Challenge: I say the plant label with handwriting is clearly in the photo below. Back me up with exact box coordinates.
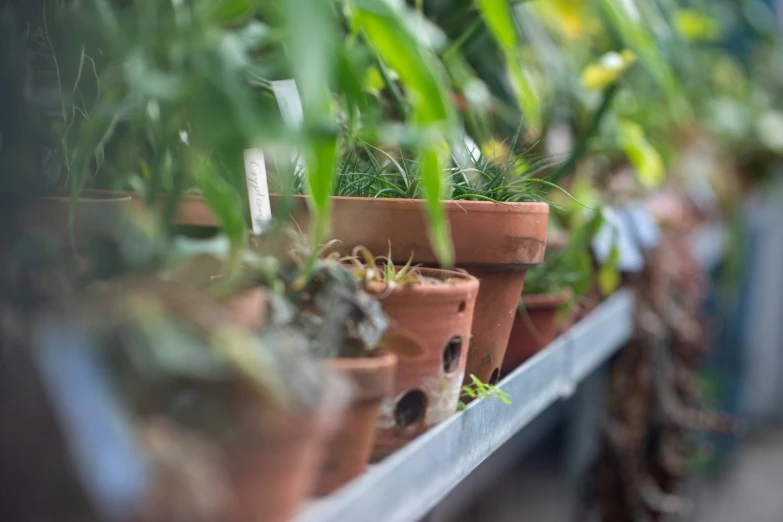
[244,148,272,235]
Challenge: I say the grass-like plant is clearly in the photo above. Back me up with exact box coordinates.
[457,374,512,411]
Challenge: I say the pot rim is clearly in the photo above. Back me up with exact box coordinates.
[328,349,397,372]
[279,193,549,215]
[364,267,480,297]
[34,193,133,204]
[521,293,568,308]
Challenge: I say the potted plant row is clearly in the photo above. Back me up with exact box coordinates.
[162,232,483,487]
[267,143,552,385]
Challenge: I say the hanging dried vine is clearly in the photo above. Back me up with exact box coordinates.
[586,223,741,522]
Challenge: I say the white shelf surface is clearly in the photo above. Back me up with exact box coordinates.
[297,224,724,522]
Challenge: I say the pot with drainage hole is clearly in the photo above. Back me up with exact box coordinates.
[365,268,479,461]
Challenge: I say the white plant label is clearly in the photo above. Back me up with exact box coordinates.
[243,148,272,235]
[271,79,306,175]
[271,79,304,129]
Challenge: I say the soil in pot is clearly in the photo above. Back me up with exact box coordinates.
[315,351,397,496]
[270,195,549,386]
[363,267,479,461]
[500,294,567,376]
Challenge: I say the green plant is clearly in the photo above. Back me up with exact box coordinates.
[165,231,391,360]
[523,206,619,310]
[278,135,573,204]
[342,246,424,288]
[457,373,511,411]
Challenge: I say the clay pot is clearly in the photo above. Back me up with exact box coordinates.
[20,189,134,247]
[500,294,567,375]
[33,189,219,228]
[366,268,479,461]
[221,288,267,331]
[223,372,350,522]
[316,351,398,495]
[271,195,548,385]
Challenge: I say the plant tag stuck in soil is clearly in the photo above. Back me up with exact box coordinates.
[271,79,304,129]
[243,148,272,234]
[625,202,660,250]
[593,206,644,272]
[271,80,306,176]
[33,318,148,520]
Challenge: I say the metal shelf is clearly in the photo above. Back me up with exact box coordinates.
[297,224,724,522]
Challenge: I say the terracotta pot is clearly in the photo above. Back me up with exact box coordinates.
[500,294,567,375]
[271,195,548,385]
[35,189,219,227]
[221,288,267,331]
[315,351,397,495]
[20,189,134,247]
[224,372,350,522]
[366,268,479,461]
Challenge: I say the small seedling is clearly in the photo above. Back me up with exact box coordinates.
[457,374,512,411]
[341,245,426,289]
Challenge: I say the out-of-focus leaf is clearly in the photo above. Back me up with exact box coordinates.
[476,0,541,135]
[281,0,340,256]
[598,240,621,295]
[197,157,246,252]
[349,0,452,124]
[617,119,664,188]
[674,9,721,42]
[349,0,455,266]
[600,0,690,119]
[303,132,339,249]
[534,0,588,38]
[419,144,454,266]
[211,0,255,24]
[363,65,386,92]
[580,50,636,91]
[755,110,783,153]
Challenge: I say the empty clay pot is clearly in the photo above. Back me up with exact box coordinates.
[500,294,567,376]
[269,195,548,385]
[366,268,479,461]
[315,351,398,495]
